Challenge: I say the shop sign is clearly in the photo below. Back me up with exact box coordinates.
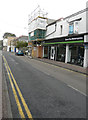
[65,36,84,41]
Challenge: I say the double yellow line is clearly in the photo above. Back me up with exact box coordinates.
[3,56,33,119]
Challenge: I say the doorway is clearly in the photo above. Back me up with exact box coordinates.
[50,47,55,60]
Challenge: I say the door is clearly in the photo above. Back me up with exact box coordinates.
[51,47,55,60]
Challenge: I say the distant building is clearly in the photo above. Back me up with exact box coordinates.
[3,38,8,51]
[16,35,28,43]
[7,36,16,52]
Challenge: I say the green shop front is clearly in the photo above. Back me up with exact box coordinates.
[43,34,84,67]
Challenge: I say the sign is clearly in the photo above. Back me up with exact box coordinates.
[65,36,83,41]
[44,35,84,45]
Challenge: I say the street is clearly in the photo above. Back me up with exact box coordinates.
[2,51,86,118]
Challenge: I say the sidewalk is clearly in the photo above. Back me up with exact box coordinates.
[2,51,13,118]
[0,50,2,119]
[32,57,87,75]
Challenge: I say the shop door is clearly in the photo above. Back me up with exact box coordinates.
[51,47,55,60]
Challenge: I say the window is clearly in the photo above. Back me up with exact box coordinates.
[60,25,63,35]
[74,21,78,34]
[69,21,79,34]
[69,23,74,34]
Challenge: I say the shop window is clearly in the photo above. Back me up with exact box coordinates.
[70,45,84,66]
[56,45,66,62]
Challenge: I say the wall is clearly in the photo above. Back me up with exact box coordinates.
[3,39,8,47]
[45,9,86,40]
[86,2,88,43]
[32,47,37,57]
[37,46,43,58]
[66,11,86,34]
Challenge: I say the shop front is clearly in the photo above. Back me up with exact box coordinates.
[43,34,84,67]
[65,35,84,67]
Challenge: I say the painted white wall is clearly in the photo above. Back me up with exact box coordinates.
[65,45,71,63]
[7,46,10,52]
[46,23,56,38]
[67,11,86,34]
[84,45,88,68]
[3,39,8,47]
[45,10,86,40]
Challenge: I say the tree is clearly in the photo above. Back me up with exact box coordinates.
[3,32,16,39]
[16,41,28,49]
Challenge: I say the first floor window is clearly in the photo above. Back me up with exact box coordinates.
[69,23,74,34]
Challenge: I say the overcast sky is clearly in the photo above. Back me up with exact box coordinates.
[0,0,87,40]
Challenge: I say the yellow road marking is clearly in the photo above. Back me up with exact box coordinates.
[3,56,33,119]
[3,57,25,118]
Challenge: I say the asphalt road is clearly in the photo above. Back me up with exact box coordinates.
[2,51,86,118]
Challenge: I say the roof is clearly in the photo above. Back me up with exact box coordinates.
[64,8,88,20]
[15,35,28,40]
[46,7,88,27]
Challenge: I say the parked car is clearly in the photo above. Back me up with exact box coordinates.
[15,50,24,56]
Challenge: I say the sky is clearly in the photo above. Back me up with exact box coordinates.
[0,0,87,40]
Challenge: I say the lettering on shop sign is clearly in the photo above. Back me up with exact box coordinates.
[65,37,83,41]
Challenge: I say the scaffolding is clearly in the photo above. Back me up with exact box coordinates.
[28,5,48,24]
[28,6,48,34]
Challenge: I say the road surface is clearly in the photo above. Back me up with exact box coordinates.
[2,51,86,118]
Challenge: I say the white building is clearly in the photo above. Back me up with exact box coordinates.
[3,39,8,51]
[43,6,88,68]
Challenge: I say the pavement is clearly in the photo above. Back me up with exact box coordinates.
[0,50,2,119]
[1,51,13,119]
[31,57,87,75]
[2,64,13,119]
